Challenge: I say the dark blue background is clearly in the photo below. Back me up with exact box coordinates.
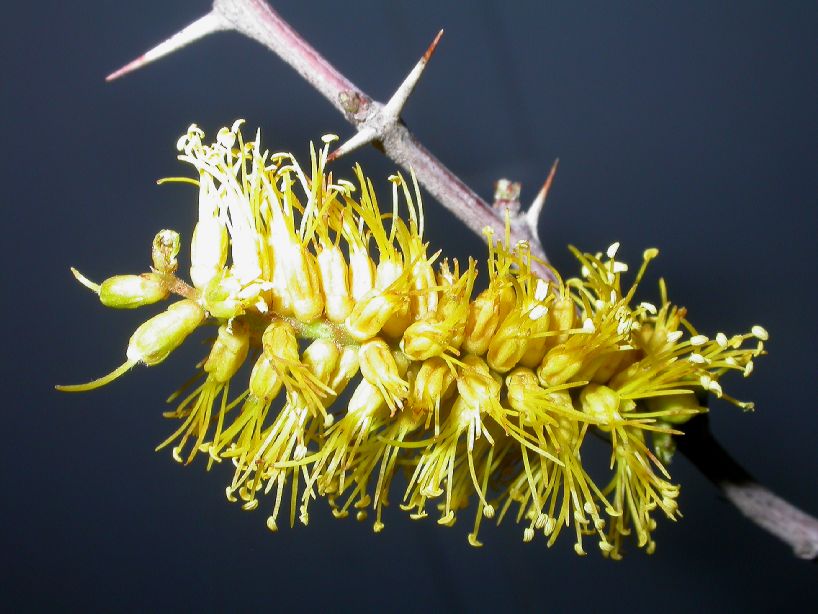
[2,1,816,611]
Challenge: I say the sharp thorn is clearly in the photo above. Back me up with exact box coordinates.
[424,29,445,63]
[106,11,227,82]
[327,127,378,162]
[526,158,560,237]
[383,29,444,120]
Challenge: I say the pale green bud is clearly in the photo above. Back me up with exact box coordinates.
[203,270,244,319]
[152,229,180,274]
[645,393,704,425]
[203,320,250,383]
[537,344,583,386]
[99,274,169,309]
[126,299,206,366]
[249,355,282,401]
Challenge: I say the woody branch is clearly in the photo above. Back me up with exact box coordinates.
[106,0,818,560]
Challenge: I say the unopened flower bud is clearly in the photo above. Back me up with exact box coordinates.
[644,393,704,425]
[495,283,517,325]
[302,339,341,385]
[285,246,324,322]
[346,290,402,341]
[152,229,180,274]
[487,317,528,373]
[463,289,500,355]
[537,344,583,386]
[579,383,622,428]
[203,270,244,319]
[348,378,386,416]
[328,346,360,394]
[381,314,412,342]
[126,299,206,366]
[359,338,408,414]
[349,246,375,301]
[410,356,456,413]
[505,367,539,416]
[99,274,169,309]
[261,320,299,363]
[410,258,438,318]
[457,355,500,409]
[249,355,282,401]
[317,244,354,323]
[546,292,576,346]
[401,319,450,361]
[203,320,250,383]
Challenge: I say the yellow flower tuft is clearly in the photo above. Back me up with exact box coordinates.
[59,122,766,558]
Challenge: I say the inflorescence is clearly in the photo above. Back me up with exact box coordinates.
[59,121,766,558]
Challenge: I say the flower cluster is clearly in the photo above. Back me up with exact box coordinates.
[60,122,766,558]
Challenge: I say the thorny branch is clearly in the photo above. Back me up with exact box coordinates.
[108,0,552,281]
[106,0,818,560]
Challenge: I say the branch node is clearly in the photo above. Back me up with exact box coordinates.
[338,90,370,122]
[492,178,521,214]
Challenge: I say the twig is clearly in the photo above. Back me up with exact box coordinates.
[676,415,818,560]
[106,0,818,559]
[107,0,552,280]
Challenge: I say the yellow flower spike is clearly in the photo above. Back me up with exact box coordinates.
[61,122,766,557]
